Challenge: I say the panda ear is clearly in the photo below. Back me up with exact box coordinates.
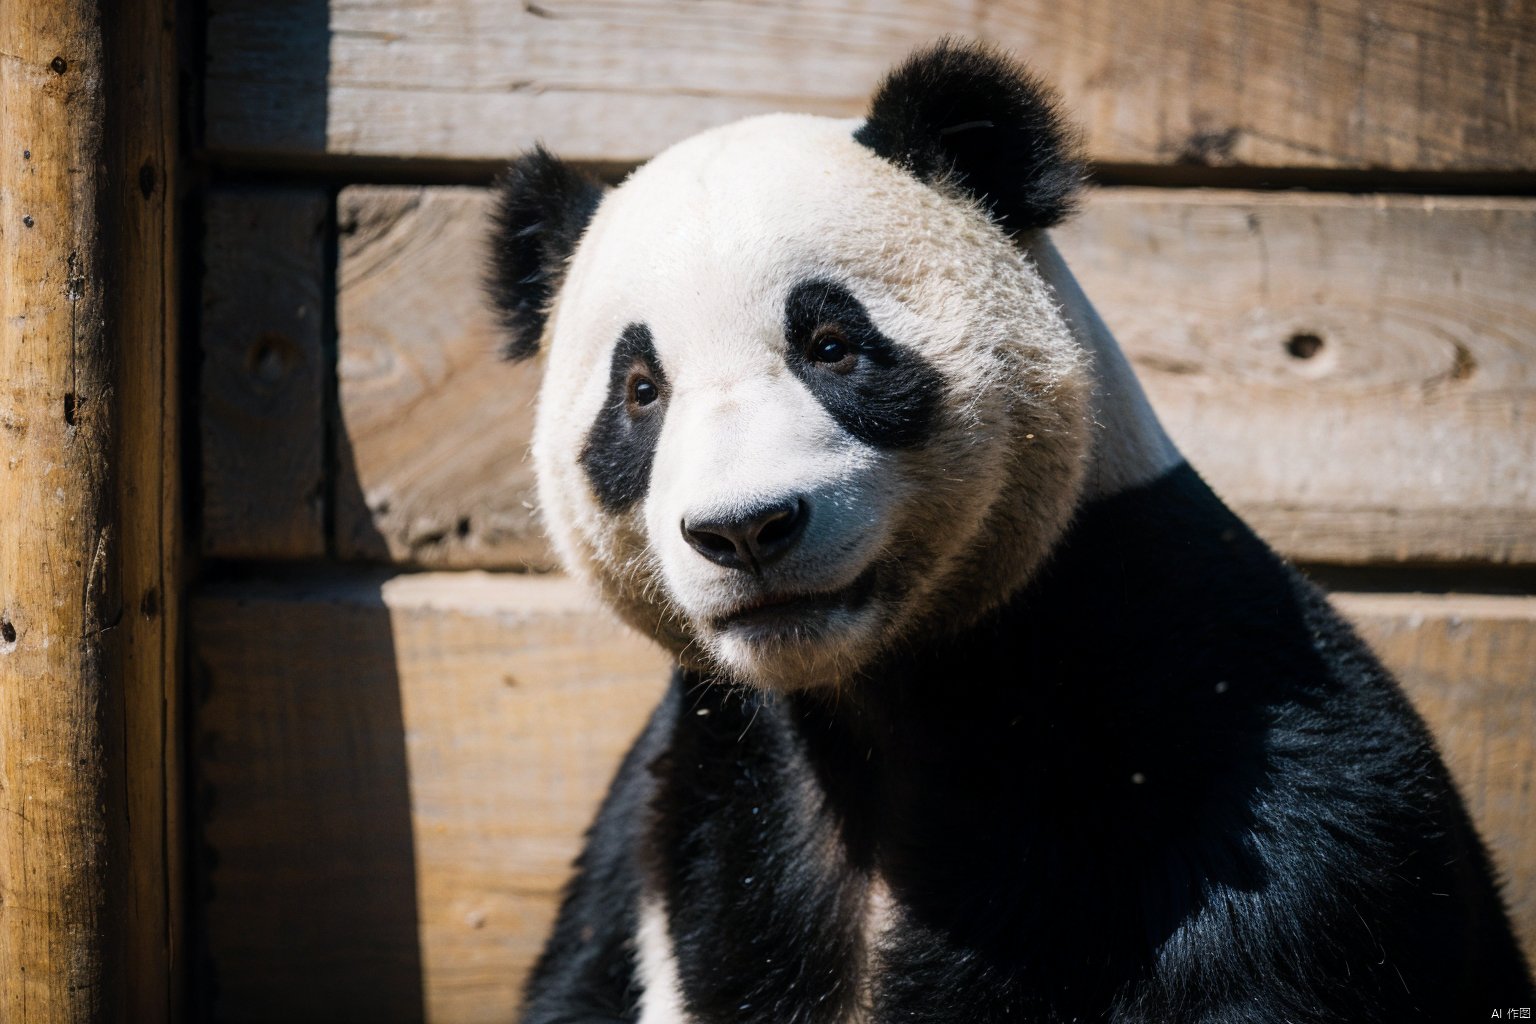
[486,146,605,360]
[854,40,1085,234]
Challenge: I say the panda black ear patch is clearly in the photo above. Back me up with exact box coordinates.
[855,40,1086,234]
[486,146,605,360]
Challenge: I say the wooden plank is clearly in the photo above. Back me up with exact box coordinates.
[1336,593,1536,962]
[0,8,115,1019]
[983,0,1536,174]
[203,0,1535,172]
[191,572,671,1023]
[335,188,551,568]
[1,0,181,1019]
[334,186,1536,568]
[201,188,329,560]
[1055,189,1536,565]
[191,577,1536,1020]
[111,0,185,1016]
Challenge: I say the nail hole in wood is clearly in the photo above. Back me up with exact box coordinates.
[1285,332,1324,360]
[246,332,297,384]
[50,57,67,74]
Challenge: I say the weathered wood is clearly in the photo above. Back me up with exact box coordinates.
[331,186,1536,568]
[109,0,184,1016]
[1336,593,1536,960]
[190,576,1536,1020]
[204,0,1535,173]
[192,572,670,1023]
[0,7,114,1018]
[983,0,1536,174]
[201,189,328,560]
[1055,189,1536,565]
[336,188,552,569]
[1,0,181,1019]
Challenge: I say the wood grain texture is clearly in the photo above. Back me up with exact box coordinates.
[331,186,1536,568]
[190,578,1535,1020]
[110,0,185,1016]
[1055,189,1536,565]
[191,572,671,1023]
[0,6,114,1018]
[336,188,552,569]
[1,0,181,1019]
[201,188,328,560]
[981,0,1536,173]
[203,0,1535,172]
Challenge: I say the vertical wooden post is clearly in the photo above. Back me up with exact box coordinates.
[109,0,184,1018]
[0,3,116,1018]
[0,0,181,1019]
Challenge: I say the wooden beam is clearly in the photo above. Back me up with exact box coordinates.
[203,0,1534,173]
[0,0,181,1019]
[190,575,1536,1019]
[0,4,115,1017]
[111,0,184,1015]
[201,189,328,560]
[1056,189,1536,565]
[328,186,1536,568]
[191,572,670,1023]
[335,188,552,569]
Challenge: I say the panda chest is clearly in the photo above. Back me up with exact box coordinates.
[640,704,896,1024]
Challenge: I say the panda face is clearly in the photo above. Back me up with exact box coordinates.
[525,114,1091,690]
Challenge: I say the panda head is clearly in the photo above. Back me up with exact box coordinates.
[489,42,1094,691]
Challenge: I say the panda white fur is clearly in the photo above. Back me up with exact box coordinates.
[488,41,1533,1023]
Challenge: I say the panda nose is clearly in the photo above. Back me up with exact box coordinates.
[682,497,808,573]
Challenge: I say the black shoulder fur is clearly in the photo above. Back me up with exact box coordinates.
[486,146,604,360]
[520,464,1534,1022]
[855,39,1085,233]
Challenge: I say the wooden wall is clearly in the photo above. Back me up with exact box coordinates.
[192,2,1535,1020]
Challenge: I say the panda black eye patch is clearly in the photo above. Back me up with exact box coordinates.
[580,323,670,513]
[783,279,943,449]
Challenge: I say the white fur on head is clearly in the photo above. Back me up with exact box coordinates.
[531,114,1092,689]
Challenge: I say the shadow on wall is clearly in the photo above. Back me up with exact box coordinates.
[192,419,428,1024]
[204,0,332,159]
[193,3,429,1006]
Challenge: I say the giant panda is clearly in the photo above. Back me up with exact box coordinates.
[486,41,1533,1023]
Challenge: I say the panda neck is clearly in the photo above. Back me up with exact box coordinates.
[1024,234,1182,501]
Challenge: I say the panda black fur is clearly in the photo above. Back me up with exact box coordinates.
[488,40,1533,1023]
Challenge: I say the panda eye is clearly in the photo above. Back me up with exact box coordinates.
[628,371,659,409]
[809,326,858,372]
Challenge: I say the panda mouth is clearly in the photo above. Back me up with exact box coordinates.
[712,567,879,634]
